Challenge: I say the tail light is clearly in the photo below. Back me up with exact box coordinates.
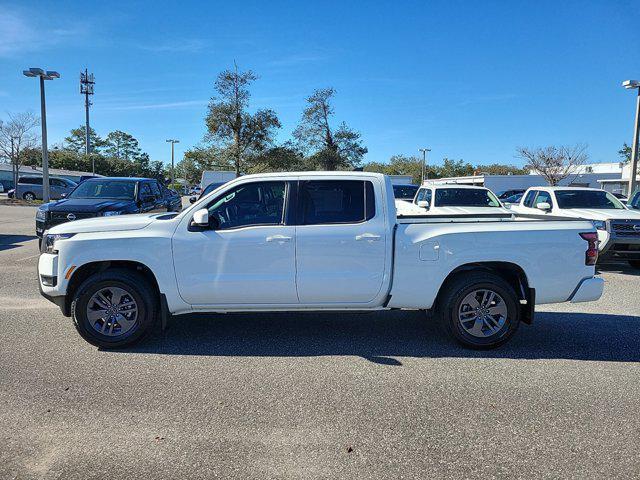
[579,232,599,266]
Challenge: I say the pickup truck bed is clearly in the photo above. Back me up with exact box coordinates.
[37,172,603,349]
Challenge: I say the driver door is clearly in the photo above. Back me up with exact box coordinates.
[172,180,298,306]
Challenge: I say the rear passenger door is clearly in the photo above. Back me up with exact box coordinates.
[295,179,388,304]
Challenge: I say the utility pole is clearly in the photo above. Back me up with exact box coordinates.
[10,137,16,192]
[419,148,431,184]
[622,80,640,196]
[166,139,180,188]
[80,69,95,172]
[23,68,60,204]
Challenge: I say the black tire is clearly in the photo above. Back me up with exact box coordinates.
[437,271,520,349]
[71,268,157,348]
[23,192,36,201]
[628,260,640,269]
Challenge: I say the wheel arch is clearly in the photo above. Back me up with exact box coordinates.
[64,260,161,317]
[435,261,535,324]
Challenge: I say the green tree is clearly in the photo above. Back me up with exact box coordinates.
[247,143,307,173]
[205,65,280,175]
[619,143,632,163]
[104,130,143,160]
[64,126,107,153]
[364,155,436,184]
[438,158,475,178]
[293,88,367,170]
[474,163,528,175]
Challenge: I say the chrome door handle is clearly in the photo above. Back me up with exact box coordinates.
[355,233,381,241]
[266,235,292,243]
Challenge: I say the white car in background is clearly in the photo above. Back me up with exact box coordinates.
[510,186,640,268]
[396,184,511,217]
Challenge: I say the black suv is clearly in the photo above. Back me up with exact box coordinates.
[36,177,182,237]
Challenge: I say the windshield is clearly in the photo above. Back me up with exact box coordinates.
[555,190,625,210]
[201,182,225,197]
[68,180,136,200]
[434,188,501,207]
[393,185,419,199]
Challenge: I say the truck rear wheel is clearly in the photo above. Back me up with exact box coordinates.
[437,271,520,349]
[71,269,157,349]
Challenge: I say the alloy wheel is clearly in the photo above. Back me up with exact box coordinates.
[86,286,139,337]
[457,288,508,338]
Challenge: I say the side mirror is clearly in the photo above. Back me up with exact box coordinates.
[192,208,209,227]
[417,200,429,209]
[189,196,197,204]
[536,202,551,211]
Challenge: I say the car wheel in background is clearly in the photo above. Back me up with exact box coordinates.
[23,192,36,201]
[437,271,520,349]
[71,268,157,348]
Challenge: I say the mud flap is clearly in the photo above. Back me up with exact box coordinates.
[160,293,171,331]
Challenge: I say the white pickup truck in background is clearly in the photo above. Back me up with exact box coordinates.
[510,186,640,268]
[395,184,512,217]
[38,172,603,349]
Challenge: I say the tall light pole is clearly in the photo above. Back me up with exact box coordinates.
[23,67,60,203]
[166,139,179,188]
[623,80,640,196]
[80,69,95,171]
[419,148,431,184]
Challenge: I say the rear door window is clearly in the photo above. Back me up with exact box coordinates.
[298,180,375,225]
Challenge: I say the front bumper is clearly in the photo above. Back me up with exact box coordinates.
[599,237,640,262]
[598,220,640,262]
[569,276,604,303]
[37,252,69,315]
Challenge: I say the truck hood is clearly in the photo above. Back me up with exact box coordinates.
[559,208,640,221]
[42,198,135,213]
[396,201,511,216]
[47,213,160,235]
[429,206,512,216]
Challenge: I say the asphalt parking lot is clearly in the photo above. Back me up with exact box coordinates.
[1,202,639,479]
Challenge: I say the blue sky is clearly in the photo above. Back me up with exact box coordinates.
[1,0,638,168]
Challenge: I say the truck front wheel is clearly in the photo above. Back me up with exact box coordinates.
[71,269,157,349]
[438,272,520,349]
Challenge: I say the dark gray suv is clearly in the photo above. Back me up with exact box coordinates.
[16,176,77,201]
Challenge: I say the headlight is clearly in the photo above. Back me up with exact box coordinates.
[36,209,46,221]
[43,233,76,254]
[592,220,606,231]
[102,211,122,217]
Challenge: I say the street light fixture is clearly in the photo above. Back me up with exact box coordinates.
[166,139,180,188]
[622,80,640,196]
[23,67,60,203]
[419,148,431,184]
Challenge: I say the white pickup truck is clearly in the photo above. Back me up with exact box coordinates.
[38,172,603,349]
[510,186,640,268]
[396,184,512,217]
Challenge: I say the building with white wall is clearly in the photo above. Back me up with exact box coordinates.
[424,162,623,195]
